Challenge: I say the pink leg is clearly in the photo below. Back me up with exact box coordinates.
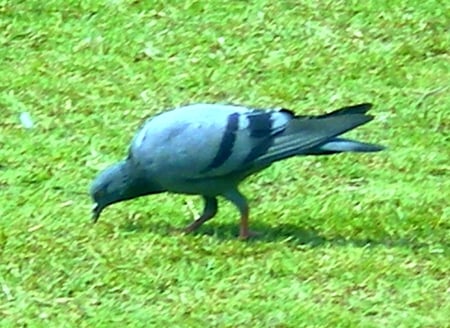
[222,189,261,240]
[239,211,250,239]
[183,197,217,233]
[239,211,261,240]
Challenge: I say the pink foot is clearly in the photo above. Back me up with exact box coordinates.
[239,229,262,240]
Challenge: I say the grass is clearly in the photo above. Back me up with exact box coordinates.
[1,0,449,326]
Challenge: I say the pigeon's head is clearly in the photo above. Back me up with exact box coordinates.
[90,160,164,222]
[90,161,131,222]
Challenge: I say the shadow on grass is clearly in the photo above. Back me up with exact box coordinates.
[191,222,424,249]
[121,220,425,249]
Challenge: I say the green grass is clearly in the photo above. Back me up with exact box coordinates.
[1,0,449,326]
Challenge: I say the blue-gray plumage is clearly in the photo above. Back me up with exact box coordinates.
[90,103,384,239]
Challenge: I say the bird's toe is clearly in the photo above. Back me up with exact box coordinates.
[239,229,262,240]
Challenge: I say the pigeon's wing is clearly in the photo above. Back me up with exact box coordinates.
[194,104,379,177]
[317,103,373,117]
[253,111,374,166]
[196,106,294,177]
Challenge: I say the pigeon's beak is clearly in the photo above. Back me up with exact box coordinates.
[92,203,102,223]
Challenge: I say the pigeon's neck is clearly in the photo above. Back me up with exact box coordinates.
[122,160,164,199]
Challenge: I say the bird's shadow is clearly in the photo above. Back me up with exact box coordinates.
[121,220,429,250]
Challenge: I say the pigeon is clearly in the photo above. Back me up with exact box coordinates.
[90,103,384,239]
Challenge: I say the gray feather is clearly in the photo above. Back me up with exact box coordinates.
[254,113,374,165]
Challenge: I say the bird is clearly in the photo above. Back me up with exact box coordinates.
[90,102,384,239]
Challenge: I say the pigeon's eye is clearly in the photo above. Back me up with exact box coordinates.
[94,188,106,199]
[94,182,111,199]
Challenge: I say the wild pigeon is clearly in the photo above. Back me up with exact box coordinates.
[90,103,384,239]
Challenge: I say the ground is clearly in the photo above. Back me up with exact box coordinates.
[0,0,449,327]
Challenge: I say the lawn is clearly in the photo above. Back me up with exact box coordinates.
[1,0,449,327]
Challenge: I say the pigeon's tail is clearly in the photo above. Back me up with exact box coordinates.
[255,103,384,165]
[304,138,385,155]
